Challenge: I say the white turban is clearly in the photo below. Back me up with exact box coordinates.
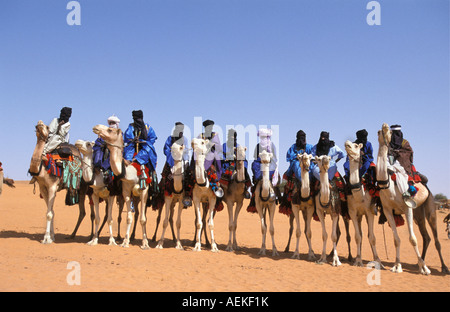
[107,115,120,129]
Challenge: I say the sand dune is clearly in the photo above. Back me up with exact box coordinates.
[0,181,449,292]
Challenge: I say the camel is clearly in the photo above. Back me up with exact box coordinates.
[75,140,117,246]
[156,142,187,250]
[344,140,382,267]
[377,123,449,274]
[92,124,150,249]
[254,150,279,257]
[288,153,316,260]
[29,120,83,244]
[222,146,247,252]
[314,155,342,266]
[191,137,219,252]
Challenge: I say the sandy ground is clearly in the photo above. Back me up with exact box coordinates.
[0,181,449,292]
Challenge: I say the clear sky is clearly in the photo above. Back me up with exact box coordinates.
[1,0,449,196]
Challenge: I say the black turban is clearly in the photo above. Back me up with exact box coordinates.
[132,110,147,140]
[355,129,368,145]
[172,122,184,139]
[59,107,72,123]
[316,131,334,156]
[390,125,403,150]
[203,119,214,128]
[296,130,306,149]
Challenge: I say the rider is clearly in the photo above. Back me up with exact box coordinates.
[42,107,72,155]
[123,110,158,188]
[311,131,345,182]
[343,129,374,181]
[93,115,120,172]
[285,130,313,181]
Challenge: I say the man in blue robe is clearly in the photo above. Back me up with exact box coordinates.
[123,110,158,171]
[93,115,121,172]
[285,130,313,182]
[163,122,189,168]
[343,129,374,181]
[311,131,345,181]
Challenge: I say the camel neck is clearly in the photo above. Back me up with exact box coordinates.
[195,154,207,185]
[236,160,245,182]
[82,152,94,183]
[261,162,271,198]
[300,165,310,198]
[319,171,330,204]
[108,143,124,178]
[348,158,360,185]
[30,138,45,174]
[173,159,183,193]
[376,144,389,182]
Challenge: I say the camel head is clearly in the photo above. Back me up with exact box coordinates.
[93,124,123,146]
[344,140,362,162]
[35,120,49,141]
[298,153,312,170]
[75,140,94,157]
[191,138,209,158]
[235,146,247,161]
[171,142,185,162]
[315,155,331,173]
[378,123,391,146]
[259,150,273,164]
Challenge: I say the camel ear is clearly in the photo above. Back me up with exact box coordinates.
[205,139,209,145]
[358,143,363,149]
[315,155,319,162]
[244,147,247,151]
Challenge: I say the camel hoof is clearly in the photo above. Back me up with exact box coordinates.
[156,242,163,249]
[41,237,54,244]
[307,253,317,261]
[419,265,431,276]
[258,249,266,256]
[291,253,300,260]
[121,239,130,248]
[332,259,342,267]
[211,244,219,253]
[193,243,202,252]
[108,238,117,246]
[316,257,327,265]
[272,249,280,257]
[353,259,364,267]
[225,244,234,252]
[87,238,98,246]
[391,263,403,273]
[175,243,184,250]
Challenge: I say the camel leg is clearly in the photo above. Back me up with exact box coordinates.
[365,210,383,268]
[284,213,294,253]
[316,208,328,264]
[151,201,163,242]
[232,200,243,251]
[202,203,211,248]
[169,202,177,242]
[130,197,139,241]
[106,196,117,246]
[257,206,267,256]
[193,198,203,251]
[139,189,150,250]
[121,188,133,248]
[331,214,341,266]
[268,205,279,257]
[87,195,101,246]
[405,207,430,275]
[68,186,87,239]
[348,205,363,267]
[384,208,403,273]
[156,197,172,249]
[225,200,235,252]
[41,184,57,244]
[291,206,301,259]
[207,199,219,252]
[343,217,353,262]
[303,207,316,261]
[116,196,124,241]
[175,201,184,250]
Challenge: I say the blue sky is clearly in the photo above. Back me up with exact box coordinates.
[1,0,449,196]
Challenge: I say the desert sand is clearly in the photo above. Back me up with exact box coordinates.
[0,181,449,292]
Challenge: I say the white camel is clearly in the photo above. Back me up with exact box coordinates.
[29,120,82,244]
[290,153,316,260]
[93,124,150,249]
[191,138,219,252]
[75,139,117,246]
[314,155,341,266]
[254,150,279,257]
[223,146,247,252]
[156,142,186,250]
[377,123,431,274]
[344,140,382,267]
